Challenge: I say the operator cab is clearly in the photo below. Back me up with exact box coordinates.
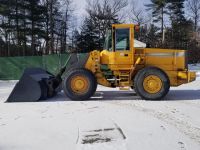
[101,24,135,68]
[104,28,130,51]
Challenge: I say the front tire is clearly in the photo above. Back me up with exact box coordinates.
[134,67,170,100]
[63,68,97,100]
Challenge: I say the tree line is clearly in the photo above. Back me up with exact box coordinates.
[0,0,72,56]
[0,0,200,63]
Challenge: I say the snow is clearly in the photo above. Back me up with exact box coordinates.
[189,63,200,71]
[134,40,146,48]
[0,76,200,150]
[189,63,200,80]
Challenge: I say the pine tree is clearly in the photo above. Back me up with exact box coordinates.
[26,0,46,55]
[187,0,200,32]
[0,0,73,56]
[168,0,185,23]
[75,0,126,52]
[145,0,168,43]
[0,0,24,55]
[0,0,47,56]
[167,0,192,49]
[144,24,160,47]
[78,17,99,52]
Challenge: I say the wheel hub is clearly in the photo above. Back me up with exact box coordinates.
[143,75,162,94]
[71,76,89,94]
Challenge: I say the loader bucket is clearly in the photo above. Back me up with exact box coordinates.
[6,68,59,102]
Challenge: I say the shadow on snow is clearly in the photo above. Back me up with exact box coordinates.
[45,90,200,102]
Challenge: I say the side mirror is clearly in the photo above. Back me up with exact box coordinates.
[134,25,140,32]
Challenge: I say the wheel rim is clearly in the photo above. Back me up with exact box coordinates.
[143,75,162,94]
[70,75,89,94]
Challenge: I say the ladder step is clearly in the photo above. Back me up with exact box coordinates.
[119,82,129,87]
[119,72,130,88]
[119,87,130,90]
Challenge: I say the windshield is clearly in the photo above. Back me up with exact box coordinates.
[103,28,130,51]
[103,29,112,51]
[115,28,130,51]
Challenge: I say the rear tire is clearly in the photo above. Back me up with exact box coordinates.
[63,68,97,100]
[134,67,170,100]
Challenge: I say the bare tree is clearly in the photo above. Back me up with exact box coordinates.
[61,0,74,53]
[86,0,128,38]
[112,0,127,13]
[187,0,200,32]
[128,1,151,25]
[49,0,54,54]
[86,0,128,22]
[41,0,73,54]
[145,0,168,44]
[74,0,128,52]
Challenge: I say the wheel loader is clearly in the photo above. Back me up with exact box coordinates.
[7,24,196,102]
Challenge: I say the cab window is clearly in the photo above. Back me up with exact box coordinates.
[103,30,112,51]
[115,28,130,51]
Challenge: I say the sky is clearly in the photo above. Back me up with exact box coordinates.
[72,0,150,26]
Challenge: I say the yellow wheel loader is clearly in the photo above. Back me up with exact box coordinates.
[7,24,196,102]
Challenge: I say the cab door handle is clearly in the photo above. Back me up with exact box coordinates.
[124,54,128,56]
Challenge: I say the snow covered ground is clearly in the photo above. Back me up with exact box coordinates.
[189,63,200,80]
[0,67,200,150]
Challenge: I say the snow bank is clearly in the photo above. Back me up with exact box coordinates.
[196,72,200,80]
[189,63,200,80]
[189,63,200,71]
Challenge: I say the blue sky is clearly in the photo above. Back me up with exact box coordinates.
[73,0,151,25]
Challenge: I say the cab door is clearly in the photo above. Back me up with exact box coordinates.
[110,25,134,69]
